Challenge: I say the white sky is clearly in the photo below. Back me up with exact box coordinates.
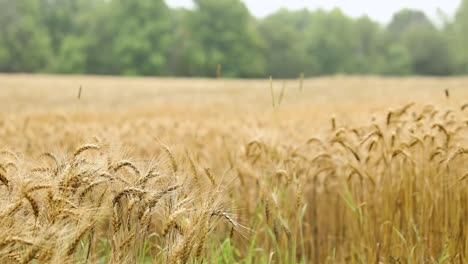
[166,0,461,23]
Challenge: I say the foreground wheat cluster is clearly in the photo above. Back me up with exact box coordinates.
[0,77,467,263]
[0,138,241,263]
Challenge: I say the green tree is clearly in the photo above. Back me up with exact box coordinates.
[450,0,468,73]
[39,0,111,74]
[39,0,78,52]
[379,44,412,75]
[352,16,388,74]
[259,9,315,78]
[387,9,432,39]
[39,0,104,72]
[0,0,52,72]
[388,9,453,75]
[109,0,173,75]
[400,24,453,75]
[56,35,89,74]
[0,0,463,76]
[188,0,265,77]
[305,9,359,75]
[77,2,118,75]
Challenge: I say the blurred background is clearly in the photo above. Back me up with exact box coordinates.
[0,0,467,78]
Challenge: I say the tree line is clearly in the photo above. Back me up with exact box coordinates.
[1,0,468,78]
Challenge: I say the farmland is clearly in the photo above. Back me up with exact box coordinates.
[0,74,467,263]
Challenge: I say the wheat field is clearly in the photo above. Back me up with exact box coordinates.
[0,74,467,263]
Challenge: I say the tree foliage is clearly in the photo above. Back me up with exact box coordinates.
[0,0,52,72]
[450,0,468,73]
[0,0,467,77]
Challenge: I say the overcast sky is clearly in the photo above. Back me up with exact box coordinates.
[166,0,461,23]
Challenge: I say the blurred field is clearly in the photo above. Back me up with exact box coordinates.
[0,74,467,263]
[2,74,468,111]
